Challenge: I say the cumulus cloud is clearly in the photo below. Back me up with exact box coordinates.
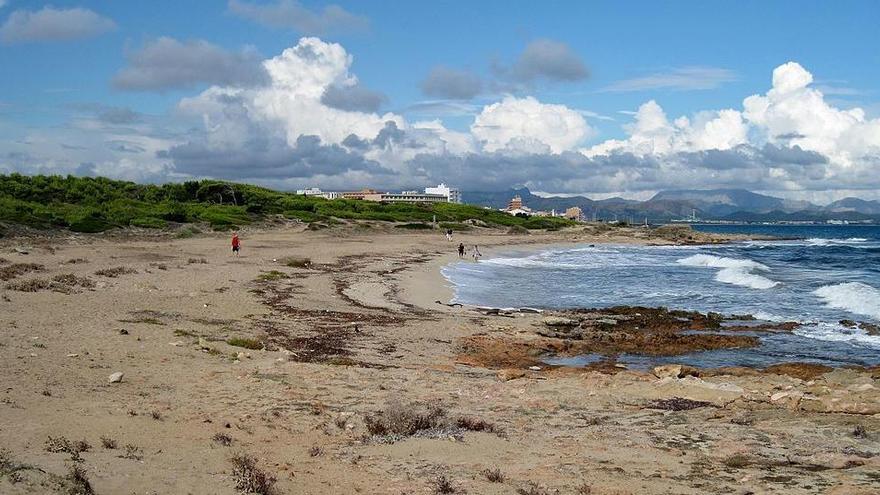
[228,0,368,35]
[601,66,739,92]
[504,39,589,83]
[420,66,483,100]
[113,37,269,91]
[0,6,116,44]
[321,83,386,112]
[472,96,592,153]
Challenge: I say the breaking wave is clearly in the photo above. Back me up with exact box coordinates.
[677,254,779,290]
[814,282,880,320]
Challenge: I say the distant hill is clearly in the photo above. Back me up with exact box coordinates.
[463,187,880,223]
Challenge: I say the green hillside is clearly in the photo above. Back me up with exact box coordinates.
[0,174,572,234]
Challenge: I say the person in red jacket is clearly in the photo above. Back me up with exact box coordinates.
[231,232,241,256]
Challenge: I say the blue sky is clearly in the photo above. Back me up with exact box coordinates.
[1,1,879,201]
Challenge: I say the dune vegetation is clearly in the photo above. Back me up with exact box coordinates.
[0,174,572,234]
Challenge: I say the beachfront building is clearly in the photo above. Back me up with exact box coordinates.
[363,191,448,203]
[424,183,462,204]
[341,189,383,200]
[506,195,524,211]
[296,187,324,197]
[565,206,583,221]
[295,188,343,200]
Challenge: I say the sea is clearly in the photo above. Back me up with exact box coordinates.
[441,224,880,369]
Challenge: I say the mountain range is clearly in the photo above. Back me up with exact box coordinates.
[462,188,880,223]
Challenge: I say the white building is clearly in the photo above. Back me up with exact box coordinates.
[296,187,324,197]
[424,183,461,204]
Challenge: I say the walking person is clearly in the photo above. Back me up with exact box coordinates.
[446,228,453,241]
[458,242,465,258]
[231,232,241,256]
[471,244,482,262]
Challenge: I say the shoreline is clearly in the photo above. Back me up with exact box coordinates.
[2,224,878,494]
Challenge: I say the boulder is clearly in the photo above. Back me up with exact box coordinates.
[108,372,124,384]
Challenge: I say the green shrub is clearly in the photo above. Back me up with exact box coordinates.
[394,222,433,230]
[439,222,473,231]
[130,217,168,229]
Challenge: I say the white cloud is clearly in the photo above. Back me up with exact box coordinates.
[228,0,368,35]
[742,62,880,166]
[0,6,116,44]
[472,96,592,153]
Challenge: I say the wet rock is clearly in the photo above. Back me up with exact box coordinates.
[108,372,124,383]
[764,362,833,381]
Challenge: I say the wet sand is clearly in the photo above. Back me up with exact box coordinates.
[0,223,878,494]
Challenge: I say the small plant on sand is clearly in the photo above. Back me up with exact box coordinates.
[0,262,44,281]
[45,436,90,455]
[516,482,557,495]
[62,464,94,495]
[94,266,138,277]
[308,446,323,457]
[432,474,459,494]
[256,270,287,281]
[481,467,505,483]
[187,257,208,264]
[227,337,263,350]
[230,453,276,495]
[364,402,447,437]
[150,410,163,421]
[64,258,89,264]
[100,436,117,449]
[283,256,312,268]
[213,432,233,447]
[455,416,500,435]
[119,444,143,461]
[852,424,868,438]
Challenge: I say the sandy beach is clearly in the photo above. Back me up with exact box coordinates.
[1,223,878,494]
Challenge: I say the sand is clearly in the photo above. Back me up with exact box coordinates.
[0,223,878,494]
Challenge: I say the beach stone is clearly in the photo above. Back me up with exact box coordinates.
[108,372,124,384]
[680,376,744,394]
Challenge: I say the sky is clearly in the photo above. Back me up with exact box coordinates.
[1,1,879,203]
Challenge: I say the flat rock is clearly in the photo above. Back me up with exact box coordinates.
[108,372,124,384]
[542,317,579,327]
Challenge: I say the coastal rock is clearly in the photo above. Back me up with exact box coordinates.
[542,317,579,327]
[679,376,744,394]
[108,372,124,383]
[652,364,699,379]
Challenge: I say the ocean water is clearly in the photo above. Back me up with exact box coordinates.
[442,224,880,368]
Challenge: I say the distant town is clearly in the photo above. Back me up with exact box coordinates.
[296,184,588,221]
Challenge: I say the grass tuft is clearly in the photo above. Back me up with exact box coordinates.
[481,467,505,483]
[230,453,276,495]
[227,337,263,350]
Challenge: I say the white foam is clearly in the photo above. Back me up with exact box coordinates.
[794,321,880,349]
[677,254,779,290]
[806,237,869,247]
[814,282,880,320]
